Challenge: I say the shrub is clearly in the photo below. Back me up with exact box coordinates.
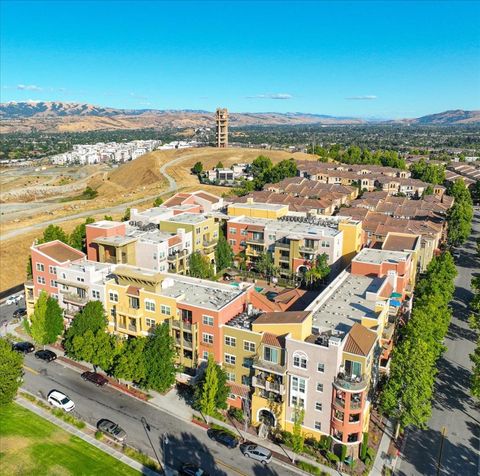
[209,423,237,438]
[51,408,86,429]
[360,432,369,460]
[20,391,36,403]
[297,460,321,475]
[326,451,339,464]
[228,407,245,423]
[95,431,104,440]
[123,446,161,471]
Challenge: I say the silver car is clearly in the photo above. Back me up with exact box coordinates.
[240,443,272,464]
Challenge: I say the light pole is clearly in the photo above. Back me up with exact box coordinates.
[162,433,169,472]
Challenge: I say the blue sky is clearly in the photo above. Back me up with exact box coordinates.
[1,1,479,118]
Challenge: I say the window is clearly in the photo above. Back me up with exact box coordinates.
[229,239,236,246]
[109,292,118,302]
[202,351,209,360]
[145,300,156,312]
[203,226,208,231]
[76,277,85,282]
[229,227,237,234]
[202,315,214,326]
[243,341,256,352]
[226,372,235,382]
[314,421,321,431]
[146,317,156,327]
[225,336,236,347]
[315,402,323,412]
[291,376,306,394]
[345,360,362,377]
[264,346,278,363]
[92,290,100,299]
[61,273,66,279]
[48,265,56,274]
[316,382,324,393]
[291,396,305,408]
[36,263,45,272]
[153,253,157,260]
[240,240,246,246]
[224,354,236,365]
[160,305,171,315]
[243,357,253,368]
[240,229,247,236]
[51,294,58,300]
[268,234,275,241]
[317,363,325,373]
[50,280,58,288]
[202,333,214,345]
[196,227,201,234]
[242,375,251,386]
[37,276,45,285]
[110,307,116,317]
[293,352,307,369]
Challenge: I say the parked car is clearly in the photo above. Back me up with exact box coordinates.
[12,341,35,354]
[206,429,239,448]
[240,443,272,464]
[13,308,27,318]
[452,251,461,259]
[81,371,108,387]
[35,349,57,362]
[5,296,16,305]
[179,463,210,476]
[96,419,127,442]
[47,390,75,412]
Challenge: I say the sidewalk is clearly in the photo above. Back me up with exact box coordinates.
[15,396,167,476]
[371,419,398,476]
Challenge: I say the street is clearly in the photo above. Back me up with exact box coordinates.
[397,209,480,475]
[20,352,297,476]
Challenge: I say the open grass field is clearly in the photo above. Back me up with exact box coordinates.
[0,403,139,476]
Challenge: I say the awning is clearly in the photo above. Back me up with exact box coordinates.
[390,299,401,307]
[390,292,402,298]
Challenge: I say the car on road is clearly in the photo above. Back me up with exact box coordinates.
[206,429,239,448]
[34,349,57,362]
[47,390,75,412]
[452,251,461,259]
[239,442,272,464]
[96,419,127,442]
[13,307,27,318]
[81,371,108,386]
[12,341,35,354]
[6,295,23,305]
[179,463,210,476]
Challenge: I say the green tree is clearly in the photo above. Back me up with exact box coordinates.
[292,407,305,454]
[31,291,64,346]
[39,224,69,244]
[192,161,203,175]
[153,196,164,207]
[69,217,95,251]
[103,215,113,221]
[215,230,234,271]
[410,159,446,184]
[142,323,176,392]
[194,356,229,413]
[215,161,224,169]
[447,199,473,246]
[112,337,147,383]
[422,185,434,196]
[122,207,131,222]
[188,252,215,279]
[0,338,24,406]
[470,339,480,399]
[64,301,107,357]
[304,254,331,288]
[26,256,33,279]
[254,252,278,277]
[251,155,273,177]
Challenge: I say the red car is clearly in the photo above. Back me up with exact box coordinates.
[81,371,108,387]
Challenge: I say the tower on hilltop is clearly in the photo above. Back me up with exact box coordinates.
[215,108,228,148]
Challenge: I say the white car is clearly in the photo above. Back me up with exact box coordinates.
[5,297,16,305]
[47,390,75,412]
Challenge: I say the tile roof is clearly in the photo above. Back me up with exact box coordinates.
[126,285,140,296]
[261,332,286,348]
[344,323,377,357]
[383,233,420,252]
[227,382,250,399]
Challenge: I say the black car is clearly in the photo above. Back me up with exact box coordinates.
[81,371,108,387]
[179,463,209,476]
[35,349,57,362]
[97,419,127,442]
[206,429,239,449]
[13,341,35,354]
[13,308,27,319]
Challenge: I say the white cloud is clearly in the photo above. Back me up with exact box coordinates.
[247,93,293,100]
[345,95,377,100]
[17,84,42,91]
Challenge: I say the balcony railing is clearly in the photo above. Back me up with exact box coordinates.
[276,242,290,249]
[246,237,265,245]
[171,319,193,331]
[334,373,368,392]
[167,249,188,262]
[61,292,88,305]
[252,376,285,394]
[252,356,286,375]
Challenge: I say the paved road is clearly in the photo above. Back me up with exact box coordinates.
[21,353,297,476]
[397,209,480,476]
[0,154,188,242]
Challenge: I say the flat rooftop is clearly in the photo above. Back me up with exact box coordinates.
[88,220,123,229]
[160,276,246,311]
[92,235,137,246]
[230,203,287,211]
[353,248,410,265]
[309,272,384,334]
[163,213,208,225]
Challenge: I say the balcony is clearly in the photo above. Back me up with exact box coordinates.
[61,292,88,305]
[278,255,290,263]
[246,247,262,257]
[168,249,188,262]
[246,237,265,245]
[334,373,368,392]
[299,245,315,253]
[202,239,217,250]
[174,336,193,350]
[252,356,286,376]
[252,376,285,395]
[171,319,193,332]
[117,305,142,318]
[276,242,290,250]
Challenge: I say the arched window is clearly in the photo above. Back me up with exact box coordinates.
[292,351,308,370]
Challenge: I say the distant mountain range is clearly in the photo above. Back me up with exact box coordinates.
[0,101,478,133]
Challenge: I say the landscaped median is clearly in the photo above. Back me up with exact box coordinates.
[5,392,163,476]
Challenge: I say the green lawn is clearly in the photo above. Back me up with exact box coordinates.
[0,403,139,476]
